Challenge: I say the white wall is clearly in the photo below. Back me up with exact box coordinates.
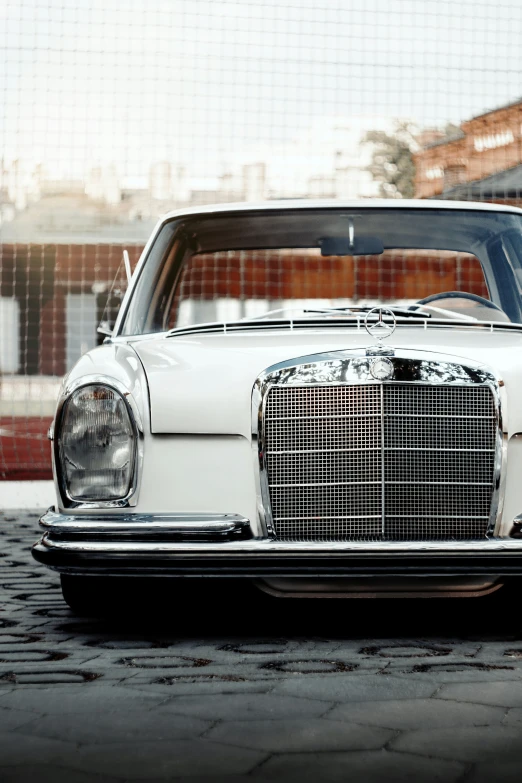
[0,297,20,373]
[66,293,97,371]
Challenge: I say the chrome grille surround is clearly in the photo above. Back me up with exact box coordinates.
[252,351,505,543]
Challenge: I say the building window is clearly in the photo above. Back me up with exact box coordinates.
[66,294,98,371]
[443,165,467,190]
[474,130,514,152]
[0,297,20,374]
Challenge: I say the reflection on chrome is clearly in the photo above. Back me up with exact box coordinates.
[260,354,496,387]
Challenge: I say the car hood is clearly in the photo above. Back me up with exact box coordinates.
[133,326,522,437]
[131,326,522,437]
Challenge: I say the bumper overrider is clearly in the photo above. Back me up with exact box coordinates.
[32,508,522,578]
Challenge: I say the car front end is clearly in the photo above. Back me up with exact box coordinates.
[31,200,522,605]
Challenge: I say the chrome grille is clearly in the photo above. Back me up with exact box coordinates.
[264,383,497,542]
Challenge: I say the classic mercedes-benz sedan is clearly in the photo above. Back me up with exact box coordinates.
[32,200,522,611]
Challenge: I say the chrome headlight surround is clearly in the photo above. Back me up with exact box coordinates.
[52,375,144,510]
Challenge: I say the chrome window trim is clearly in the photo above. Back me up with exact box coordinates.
[53,374,144,510]
[251,349,506,541]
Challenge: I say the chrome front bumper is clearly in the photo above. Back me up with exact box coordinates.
[31,508,522,578]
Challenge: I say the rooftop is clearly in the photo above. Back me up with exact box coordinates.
[423,130,466,150]
[468,97,522,123]
[440,164,522,201]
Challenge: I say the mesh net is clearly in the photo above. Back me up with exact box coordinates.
[1,0,522,480]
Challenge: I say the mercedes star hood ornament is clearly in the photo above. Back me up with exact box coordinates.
[364,307,396,356]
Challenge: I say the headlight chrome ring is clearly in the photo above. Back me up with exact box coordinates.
[54,375,143,509]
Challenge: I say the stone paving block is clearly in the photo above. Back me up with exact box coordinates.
[0,670,102,686]
[250,749,465,782]
[357,641,482,659]
[390,725,522,763]
[0,705,38,731]
[206,718,393,752]
[0,649,70,662]
[115,657,285,681]
[113,653,225,669]
[0,732,78,766]
[216,640,364,658]
[0,684,171,713]
[213,640,303,656]
[436,680,522,707]
[503,707,522,724]
[467,760,522,783]
[16,709,210,744]
[270,672,438,702]
[126,677,274,695]
[235,656,382,675]
[477,643,522,658]
[122,777,254,783]
[326,697,505,729]
[0,765,123,783]
[66,740,266,779]
[380,666,522,683]
[82,640,157,651]
[157,692,331,721]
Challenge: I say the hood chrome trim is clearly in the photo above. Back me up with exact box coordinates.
[167,318,522,338]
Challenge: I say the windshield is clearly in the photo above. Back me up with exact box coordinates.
[120,207,522,334]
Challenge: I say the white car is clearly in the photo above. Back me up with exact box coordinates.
[33,200,522,612]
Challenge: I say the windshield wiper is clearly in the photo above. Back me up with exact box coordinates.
[303,305,432,319]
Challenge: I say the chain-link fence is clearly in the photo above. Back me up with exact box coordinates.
[1,0,522,480]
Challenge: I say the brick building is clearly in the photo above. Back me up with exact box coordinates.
[0,241,145,480]
[415,99,522,204]
[0,242,143,377]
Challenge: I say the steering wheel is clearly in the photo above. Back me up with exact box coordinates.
[416,291,504,312]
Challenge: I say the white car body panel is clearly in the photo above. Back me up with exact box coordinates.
[137,435,259,525]
[131,329,522,437]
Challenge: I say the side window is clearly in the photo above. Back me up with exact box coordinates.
[97,258,129,340]
[98,247,142,338]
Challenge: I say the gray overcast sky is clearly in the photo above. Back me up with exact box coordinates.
[1,0,522,179]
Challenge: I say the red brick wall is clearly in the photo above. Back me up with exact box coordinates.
[0,243,144,377]
[177,250,487,300]
[415,101,522,199]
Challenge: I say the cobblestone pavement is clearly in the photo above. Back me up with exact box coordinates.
[1,511,522,781]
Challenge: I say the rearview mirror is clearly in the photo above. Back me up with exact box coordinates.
[319,236,384,256]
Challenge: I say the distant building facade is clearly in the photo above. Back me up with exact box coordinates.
[415,99,522,204]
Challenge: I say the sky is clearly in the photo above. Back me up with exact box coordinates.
[1,0,522,181]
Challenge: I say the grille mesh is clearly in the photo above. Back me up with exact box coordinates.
[264,383,497,542]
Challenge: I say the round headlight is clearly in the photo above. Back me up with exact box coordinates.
[59,384,136,501]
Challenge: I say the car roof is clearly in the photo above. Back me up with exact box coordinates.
[158,198,522,225]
